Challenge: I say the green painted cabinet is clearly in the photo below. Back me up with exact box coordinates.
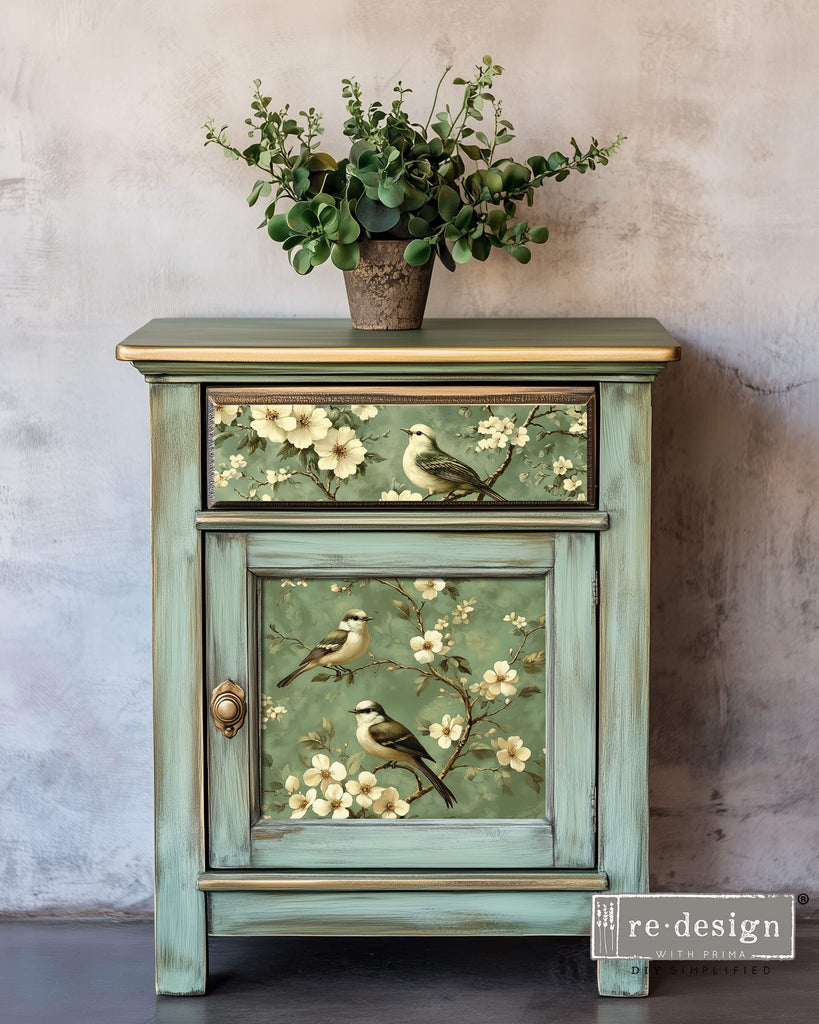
[118,318,679,997]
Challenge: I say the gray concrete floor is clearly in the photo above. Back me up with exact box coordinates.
[0,920,815,1023]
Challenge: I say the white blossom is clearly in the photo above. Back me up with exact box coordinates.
[289,788,316,818]
[553,456,574,476]
[504,612,528,629]
[303,753,347,793]
[287,405,332,449]
[345,771,384,808]
[213,403,239,425]
[563,475,583,493]
[380,489,423,501]
[569,412,588,436]
[350,404,378,421]
[214,470,231,488]
[414,578,445,600]
[496,735,531,772]
[410,629,444,664]
[428,713,465,749]
[372,786,410,819]
[312,782,354,819]
[482,660,518,699]
[510,426,529,447]
[314,426,367,479]
[249,404,297,442]
[229,453,247,469]
[452,598,476,625]
[285,774,300,794]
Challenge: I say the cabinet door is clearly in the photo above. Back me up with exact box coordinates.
[206,528,596,870]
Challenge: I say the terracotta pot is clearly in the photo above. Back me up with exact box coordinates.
[343,239,434,330]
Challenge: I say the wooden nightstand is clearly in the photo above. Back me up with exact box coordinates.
[117,318,679,996]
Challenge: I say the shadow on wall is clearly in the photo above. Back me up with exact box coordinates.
[647,343,818,896]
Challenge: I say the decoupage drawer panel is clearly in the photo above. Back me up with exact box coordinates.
[207,386,596,507]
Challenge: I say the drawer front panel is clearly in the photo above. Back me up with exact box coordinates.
[207,386,595,507]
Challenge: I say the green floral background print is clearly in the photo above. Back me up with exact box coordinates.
[209,389,594,505]
[259,574,549,821]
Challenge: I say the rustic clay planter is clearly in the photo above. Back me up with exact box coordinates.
[343,239,434,330]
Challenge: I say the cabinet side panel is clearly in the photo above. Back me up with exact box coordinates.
[597,381,651,997]
[150,383,207,995]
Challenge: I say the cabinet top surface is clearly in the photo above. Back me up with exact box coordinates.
[116,317,680,366]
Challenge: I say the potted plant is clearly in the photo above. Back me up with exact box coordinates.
[204,56,624,329]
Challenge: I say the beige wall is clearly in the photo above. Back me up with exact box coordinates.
[1,1,816,912]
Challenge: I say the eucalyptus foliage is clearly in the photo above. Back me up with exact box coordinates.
[203,57,625,274]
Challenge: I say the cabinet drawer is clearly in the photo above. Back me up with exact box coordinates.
[207,385,596,508]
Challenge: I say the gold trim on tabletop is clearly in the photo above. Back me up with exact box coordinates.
[118,343,681,364]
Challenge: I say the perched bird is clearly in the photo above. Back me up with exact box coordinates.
[350,699,457,808]
[276,609,372,688]
[401,423,507,502]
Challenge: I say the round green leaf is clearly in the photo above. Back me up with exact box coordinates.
[377,179,405,209]
[337,207,360,245]
[310,238,331,265]
[452,237,472,263]
[292,166,310,197]
[471,234,491,261]
[529,226,550,244]
[408,216,431,238]
[437,184,461,222]
[355,196,400,234]
[403,239,431,266]
[527,155,548,176]
[502,162,530,191]
[454,204,475,231]
[508,244,531,264]
[331,242,360,270]
[267,214,291,242]
[291,247,314,274]
[286,202,318,233]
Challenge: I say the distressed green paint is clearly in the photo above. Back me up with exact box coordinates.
[149,383,207,995]
[245,530,555,574]
[122,320,678,998]
[249,819,555,870]
[596,381,651,997]
[552,532,597,867]
[206,533,251,866]
[209,390,593,506]
[208,889,595,937]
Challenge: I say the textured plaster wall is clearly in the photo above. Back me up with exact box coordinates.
[1,1,816,914]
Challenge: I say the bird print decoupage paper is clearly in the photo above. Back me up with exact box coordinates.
[260,575,549,821]
[209,388,594,506]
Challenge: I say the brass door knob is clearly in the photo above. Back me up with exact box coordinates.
[210,679,246,738]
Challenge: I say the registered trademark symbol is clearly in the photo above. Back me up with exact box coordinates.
[797,893,809,905]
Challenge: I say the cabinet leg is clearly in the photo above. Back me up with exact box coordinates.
[155,889,208,995]
[597,959,649,997]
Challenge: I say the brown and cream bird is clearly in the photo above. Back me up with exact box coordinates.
[350,699,457,807]
[276,609,372,688]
